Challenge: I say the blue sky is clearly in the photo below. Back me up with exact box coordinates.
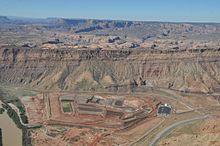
[0,0,220,22]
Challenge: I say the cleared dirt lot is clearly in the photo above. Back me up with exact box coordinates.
[22,92,163,145]
[20,88,220,146]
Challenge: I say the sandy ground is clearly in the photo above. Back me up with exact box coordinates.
[21,91,219,146]
[21,95,47,124]
[25,93,161,145]
[158,117,220,146]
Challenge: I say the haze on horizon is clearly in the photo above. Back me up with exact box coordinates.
[0,0,220,23]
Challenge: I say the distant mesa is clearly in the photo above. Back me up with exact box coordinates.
[75,25,103,33]
[42,39,63,45]
[0,16,10,23]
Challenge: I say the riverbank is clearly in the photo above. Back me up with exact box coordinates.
[1,100,33,146]
[0,85,34,146]
[0,101,22,146]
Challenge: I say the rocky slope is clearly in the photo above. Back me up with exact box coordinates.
[1,47,220,93]
[1,17,220,93]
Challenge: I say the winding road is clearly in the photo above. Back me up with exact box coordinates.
[148,115,208,146]
[128,119,165,146]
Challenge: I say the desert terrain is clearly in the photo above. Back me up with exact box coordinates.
[0,16,220,146]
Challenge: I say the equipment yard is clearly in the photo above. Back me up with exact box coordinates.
[16,86,220,146]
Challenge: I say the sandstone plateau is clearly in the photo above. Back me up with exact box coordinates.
[0,17,220,93]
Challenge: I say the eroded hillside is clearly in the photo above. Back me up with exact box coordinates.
[1,47,220,93]
[1,17,220,93]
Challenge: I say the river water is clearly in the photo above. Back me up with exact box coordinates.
[0,102,22,146]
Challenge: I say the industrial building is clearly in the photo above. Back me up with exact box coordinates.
[59,94,152,128]
[157,103,172,117]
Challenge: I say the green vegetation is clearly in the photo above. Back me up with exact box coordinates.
[62,101,73,113]
[2,103,25,129]
[0,84,37,146]
[0,107,5,114]
[0,85,38,124]
[3,98,28,123]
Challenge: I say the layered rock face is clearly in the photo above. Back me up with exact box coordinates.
[1,17,220,93]
[1,47,220,93]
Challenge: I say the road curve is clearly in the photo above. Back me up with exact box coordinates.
[149,115,208,146]
[128,119,165,146]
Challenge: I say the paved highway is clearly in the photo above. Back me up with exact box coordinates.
[128,119,165,146]
[148,115,208,146]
